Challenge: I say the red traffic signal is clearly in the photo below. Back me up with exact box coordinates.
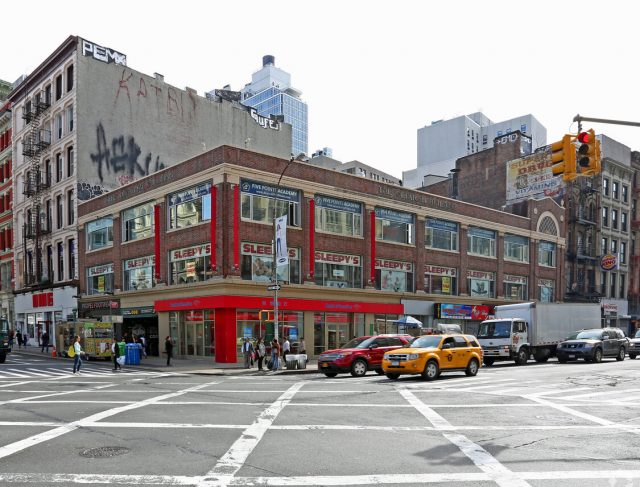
[577,132,590,144]
[577,132,590,167]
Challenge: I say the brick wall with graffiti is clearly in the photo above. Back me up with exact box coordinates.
[75,43,291,201]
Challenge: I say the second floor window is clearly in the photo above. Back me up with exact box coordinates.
[240,180,300,227]
[538,241,556,267]
[87,217,113,251]
[504,234,529,262]
[122,203,154,242]
[467,227,496,257]
[168,183,211,229]
[314,195,362,237]
[375,208,414,245]
[425,219,458,252]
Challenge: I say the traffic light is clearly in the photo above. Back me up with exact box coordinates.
[259,310,273,322]
[550,134,577,181]
[576,129,601,175]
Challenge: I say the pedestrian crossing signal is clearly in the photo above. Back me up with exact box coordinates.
[259,310,273,322]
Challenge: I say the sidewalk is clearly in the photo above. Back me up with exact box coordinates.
[13,348,319,376]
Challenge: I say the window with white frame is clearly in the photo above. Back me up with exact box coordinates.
[314,195,362,237]
[375,207,414,245]
[169,243,211,284]
[425,218,458,251]
[467,227,496,257]
[122,202,154,242]
[504,274,528,300]
[168,183,211,229]
[55,112,63,140]
[123,255,154,290]
[467,270,495,298]
[87,217,113,251]
[538,279,555,302]
[67,104,74,132]
[87,263,114,295]
[538,241,556,267]
[504,234,529,262]
[240,179,300,227]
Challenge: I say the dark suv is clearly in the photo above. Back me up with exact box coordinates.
[556,327,629,363]
[318,335,414,377]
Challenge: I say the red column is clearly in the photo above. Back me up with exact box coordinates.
[370,210,376,284]
[309,199,315,278]
[233,185,239,271]
[210,185,217,271]
[214,307,237,363]
[154,204,161,280]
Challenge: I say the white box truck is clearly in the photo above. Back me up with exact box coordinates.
[478,302,601,366]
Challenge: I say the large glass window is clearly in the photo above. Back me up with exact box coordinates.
[424,265,457,295]
[123,255,154,290]
[467,227,496,257]
[87,217,113,251]
[240,242,300,284]
[504,234,529,262]
[539,279,555,302]
[467,270,495,298]
[87,263,114,295]
[314,312,351,355]
[375,259,413,292]
[314,251,362,289]
[168,183,211,229]
[538,241,556,267]
[122,202,154,242]
[314,195,362,237]
[169,243,211,284]
[375,207,414,245]
[425,219,458,251]
[504,275,528,300]
[240,179,300,226]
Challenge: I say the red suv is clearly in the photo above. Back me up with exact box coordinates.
[318,335,414,377]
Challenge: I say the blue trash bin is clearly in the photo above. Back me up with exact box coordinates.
[125,343,140,365]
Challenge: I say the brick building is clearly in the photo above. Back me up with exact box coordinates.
[77,146,565,363]
[0,81,13,323]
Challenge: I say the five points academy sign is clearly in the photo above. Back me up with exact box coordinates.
[82,39,127,66]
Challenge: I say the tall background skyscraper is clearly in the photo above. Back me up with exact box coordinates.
[241,55,308,157]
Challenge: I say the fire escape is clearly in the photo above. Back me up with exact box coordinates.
[21,91,52,288]
[564,177,601,303]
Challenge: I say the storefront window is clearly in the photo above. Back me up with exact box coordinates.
[172,310,214,358]
[123,255,154,291]
[375,259,414,292]
[538,241,556,267]
[87,263,114,295]
[237,310,303,360]
[314,312,351,355]
[373,314,401,335]
[314,195,362,237]
[122,202,154,242]
[467,270,495,298]
[168,183,211,229]
[240,242,301,284]
[539,279,555,302]
[504,234,529,262]
[240,179,300,227]
[425,218,458,251]
[87,217,113,251]
[314,251,362,288]
[424,265,457,295]
[468,227,496,257]
[375,207,414,245]
[503,274,528,300]
[169,243,211,284]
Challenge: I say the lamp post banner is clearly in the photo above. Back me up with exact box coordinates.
[275,215,289,267]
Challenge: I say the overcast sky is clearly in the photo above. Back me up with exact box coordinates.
[3,1,637,179]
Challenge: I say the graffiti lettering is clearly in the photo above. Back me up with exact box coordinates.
[137,78,147,98]
[90,123,166,184]
[115,70,133,108]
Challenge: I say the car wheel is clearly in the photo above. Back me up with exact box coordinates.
[557,356,568,364]
[593,348,603,363]
[386,373,400,380]
[421,360,439,381]
[483,358,495,366]
[515,347,529,365]
[630,354,637,360]
[533,349,550,363]
[323,372,338,378]
[616,347,626,361]
[350,359,368,377]
[375,369,385,375]
[465,358,479,376]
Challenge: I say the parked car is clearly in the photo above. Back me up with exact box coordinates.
[628,330,640,359]
[318,335,414,377]
[382,334,483,381]
[556,327,629,363]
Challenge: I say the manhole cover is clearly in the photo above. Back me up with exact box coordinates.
[79,446,130,458]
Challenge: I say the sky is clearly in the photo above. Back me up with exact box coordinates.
[2,1,638,179]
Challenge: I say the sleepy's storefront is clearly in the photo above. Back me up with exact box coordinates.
[154,295,403,363]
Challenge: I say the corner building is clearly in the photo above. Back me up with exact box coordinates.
[77,146,566,363]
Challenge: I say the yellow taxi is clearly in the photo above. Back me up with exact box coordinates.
[382,334,483,381]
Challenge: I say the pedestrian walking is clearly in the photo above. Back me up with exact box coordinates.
[23,332,29,347]
[242,338,254,368]
[165,336,173,366]
[112,339,122,371]
[271,337,281,371]
[8,329,14,348]
[256,337,266,371]
[282,336,291,362]
[15,331,22,349]
[139,335,147,358]
[41,331,50,353]
[72,335,84,374]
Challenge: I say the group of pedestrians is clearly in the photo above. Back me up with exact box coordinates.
[8,330,29,349]
[241,336,305,372]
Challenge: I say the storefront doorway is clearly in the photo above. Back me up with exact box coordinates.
[169,310,215,358]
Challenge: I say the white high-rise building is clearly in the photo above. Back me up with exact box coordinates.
[403,112,547,188]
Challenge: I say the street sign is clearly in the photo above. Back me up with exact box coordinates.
[267,284,282,291]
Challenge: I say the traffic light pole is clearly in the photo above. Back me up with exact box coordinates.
[574,114,640,131]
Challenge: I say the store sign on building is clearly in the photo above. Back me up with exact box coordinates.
[315,195,362,214]
[437,303,492,320]
[80,300,120,312]
[249,108,280,130]
[375,259,412,272]
[32,292,54,308]
[315,252,360,266]
[82,39,127,66]
[602,302,618,314]
[600,253,619,271]
[506,148,563,204]
[172,244,211,261]
[125,256,155,270]
[122,307,156,317]
[241,180,299,202]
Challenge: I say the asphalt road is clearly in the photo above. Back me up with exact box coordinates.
[0,352,639,486]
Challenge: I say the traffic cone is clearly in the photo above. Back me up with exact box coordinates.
[51,346,57,358]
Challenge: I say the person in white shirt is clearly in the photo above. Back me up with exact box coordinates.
[73,335,84,375]
[283,337,291,362]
